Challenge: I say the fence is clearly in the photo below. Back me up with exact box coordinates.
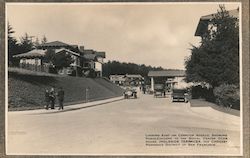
[19,63,50,73]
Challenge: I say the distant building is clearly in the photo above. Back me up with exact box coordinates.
[109,74,143,86]
[13,41,106,77]
[109,75,126,85]
[195,8,239,37]
[148,70,186,91]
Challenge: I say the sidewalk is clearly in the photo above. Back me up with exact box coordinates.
[188,99,240,126]
[8,96,124,115]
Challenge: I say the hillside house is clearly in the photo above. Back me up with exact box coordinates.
[81,49,106,77]
[13,41,106,77]
[195,8,239,37]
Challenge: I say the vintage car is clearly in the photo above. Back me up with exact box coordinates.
[124,87,137,99]
[171,88,188,102]
[154,84,166,98]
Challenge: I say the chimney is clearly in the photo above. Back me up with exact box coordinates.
[79,46,84,52]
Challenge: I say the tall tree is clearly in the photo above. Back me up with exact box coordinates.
[41,35,48,44]
[19,33,34,53]
[8,22,20,66]
[185,5,239,87]
[34,37,40,47]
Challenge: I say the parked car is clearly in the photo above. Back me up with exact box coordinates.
[154,84,166,98]
[124,87,137,99]
[171,88,188,102]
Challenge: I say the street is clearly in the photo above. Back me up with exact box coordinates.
[7,92,241,155]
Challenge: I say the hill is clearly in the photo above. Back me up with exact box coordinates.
[8,68,124,111]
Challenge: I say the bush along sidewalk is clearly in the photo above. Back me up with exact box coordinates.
[213,84,240,110]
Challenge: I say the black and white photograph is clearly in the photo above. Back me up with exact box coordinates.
[5,2,244,156]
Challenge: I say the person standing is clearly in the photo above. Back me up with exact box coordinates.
[57,87,65,110]
[44,89,50,110]
[49,87,56,109]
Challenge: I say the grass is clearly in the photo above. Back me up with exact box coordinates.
[8,68,124,111]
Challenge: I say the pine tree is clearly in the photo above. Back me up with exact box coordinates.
[185,5,239,87]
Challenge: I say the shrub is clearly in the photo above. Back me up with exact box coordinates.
[191,85,204,99]
[213,84,240,110]
[191,85,215,102]
[204,88,216,102]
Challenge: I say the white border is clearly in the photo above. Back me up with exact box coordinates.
[5,2,243,156]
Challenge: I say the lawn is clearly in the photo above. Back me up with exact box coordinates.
[8,68,123,111]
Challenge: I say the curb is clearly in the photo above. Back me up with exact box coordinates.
[34,97,124,115]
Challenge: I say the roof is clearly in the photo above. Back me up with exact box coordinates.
[109,75,126,81]
[148,70,186,77]
[95,51,106,58]
[200,9,239,21]
[83,53,96,60]
[13,49,47,58]
[83,49,106,60]
[110,75,126,77]
[125,74,143,78]
[38,41,71,47]
[195,9,239,36]
[55,48,80,56]
[13,48,80,58]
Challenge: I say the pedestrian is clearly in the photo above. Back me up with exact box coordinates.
[57,87,65,110]
[44,89,50,110]
[142,86,146,94]
[49,87,56,109]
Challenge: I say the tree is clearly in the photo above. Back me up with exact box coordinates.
[8,22,20,66]
[102,60,164,78]
[41,35,48,44]
[34,37,40,47]
[185,5,239,88]
[19,33,34,53]
[44,49,74,71]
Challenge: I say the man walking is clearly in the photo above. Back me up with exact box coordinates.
[44,89,50,110]
[57,87,65,110]
[49,87,56,109]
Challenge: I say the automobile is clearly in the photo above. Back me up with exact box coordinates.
[171,88,188,102]
[124,87,137,99]
[154,84,166,98]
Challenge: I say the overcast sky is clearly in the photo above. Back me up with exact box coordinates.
[7,3,239,69]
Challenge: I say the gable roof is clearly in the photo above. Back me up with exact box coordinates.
[13,48,80,58]
[38,41,71,47]
[148,70,185,77]
[13,49,47,58]
[125,74,143,78]
[55,48,80,56]
[195,9,239,36]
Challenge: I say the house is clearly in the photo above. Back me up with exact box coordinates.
[109,75,126,85]
[81,49,106,77]
[195,8,239,37]
[109,74,143,86]
[14,41,82,75]
[148,70,186,91]
[124,74,143,86]
[13,41,106,77]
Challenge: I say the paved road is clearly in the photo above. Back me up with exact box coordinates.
[7,92,241,155]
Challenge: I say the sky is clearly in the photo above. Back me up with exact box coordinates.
[6,3,240,69]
